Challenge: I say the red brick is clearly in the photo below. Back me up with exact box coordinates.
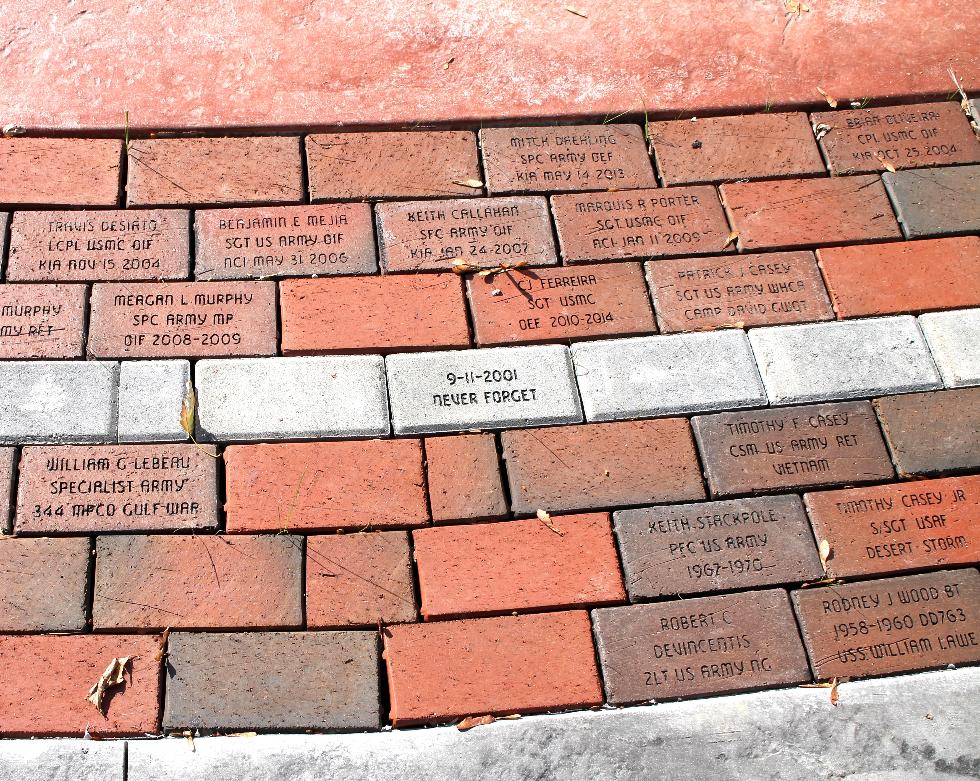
[92,533,303,630]
[384,611,602,725]
[414,512,625,619]
[467,262,657,345]
[648,112,825,184]
[647,251,833,332]
[551,186,732,263]
[0,447,13,533]
[804,475,980,578]
[126,137,303,207]
[0,283,86,358]
[424,434,507,523]
[224,440,428,532]
[280,274,470,353]
[0,138,122,207]
[812,102,980,175]
[6,208,190,282]
[721,176,901,250]
[194,203,378,280]
[376,196,557,273]
[14,444,218,534]
[817,236,980,318]
[306,131,480,201]
[306,531,417,627]
[0,634,162,737]
[791,569,980,680]
[0,536,89,631]
[479,125,656,195]
[87,281,277,358]
[502,419,705,514]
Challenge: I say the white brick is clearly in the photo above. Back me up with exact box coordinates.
[194,356,390,441]
[571,331,767,421]
[118,360,191,442]
[0,361,118,444]
[919,308,980,388]
[748,316,942,404]
[0,739,124,781]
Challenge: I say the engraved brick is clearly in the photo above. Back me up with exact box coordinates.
[813,102,980,175]
[817,237,980,318]
[163,631,380,732]
[0,537,89,631]
[0,634,161,737]
[593,589,810,704]
[468,262,656,345]
[920,308,980,388]
[693,401,894,497]
[721,176,901,250]
[92,534,303,630]
[306,131,480,201]
[647,251,833,332]
[501,419,705,515]
[551,186,731,263]
[873,388,980,476]
[424,433,507,523]
[386,345,582,434]
[88,281,277,359]
[376,196,557,273]
[117,360,191,443]
[413,512,626,619]
[126,137,303,207]
[15,444,217,534]
[0,138,122,208]
[306,532,417,627]
[748,317,942,404]
[803,475,980,578]
[791,569,980,679]
[194,203,377,279]
[224,440,427,532]
[571,331,767,420]
[0,283,86,358]
[884,165,980,238]
[648,112,825,184]
[614,495,822,599]
[280,274,469,354]
[6,209,189,282]
[384,611,602,726]
[479,125,656,195]
[0,448,13,533]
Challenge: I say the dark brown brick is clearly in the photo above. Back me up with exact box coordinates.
[593,589,810,703]
[0,536,89,631]
[693,402,894,496]
[884,165,980,238]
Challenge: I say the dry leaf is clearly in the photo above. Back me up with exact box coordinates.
[812,122,832,141]
[565,6,587,17]
[818,539,832,571]
[452,260,481,275]
[490,288,503,296]
[477,259,529,277]
[816,87,838,109]
[926,712,934,720]
[536,508,565,536]
[457,714,496,731]
[180,381,196,437]
[830,677,842,706]
[723,230,739,249]
[87,656,131,714]
[784,0,809,16]
[2,124,26,137]
[153,628,171,662]
[453,179,484,189]
[443,57,455,70]
[881,159,896,173]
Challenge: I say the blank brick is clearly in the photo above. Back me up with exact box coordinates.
[0,138,122,207]
[306,131,480,201]
[0,447,13,533]
[721,176,901,250]
[280,274,470,353]
[306,532,418,627]
[0,283,86,359]
[0,634,161,737]
[93,534,303,630]
[224,440,427,532]
[413,512,626,619]
[501,419,705,515]
[920,308,980,388]
[0,537,89,631]
[0,212,8,276]
[648,112,825,184]
[884,165,980,238]
[117,360,191,443]
[384,611,603,726]
[817,237,980,318]
[424,434,507,523]
[126,137,303,207]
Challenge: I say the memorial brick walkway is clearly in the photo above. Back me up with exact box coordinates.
[0,98,979,778]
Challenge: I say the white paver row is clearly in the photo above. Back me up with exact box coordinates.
[0,312,975,443]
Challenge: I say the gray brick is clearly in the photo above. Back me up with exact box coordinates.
[748,317,941,405]
[571,331,767,421]
[0,361,118,444]
[920,307,980,388]
[0,447,12,534]
[883,164,980,238]
[0,739,124,781]
[194,356,390,441]
[118,360,191,442]
[0,212,8,279]
[386,345,582,434]
[163,631,380,732]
